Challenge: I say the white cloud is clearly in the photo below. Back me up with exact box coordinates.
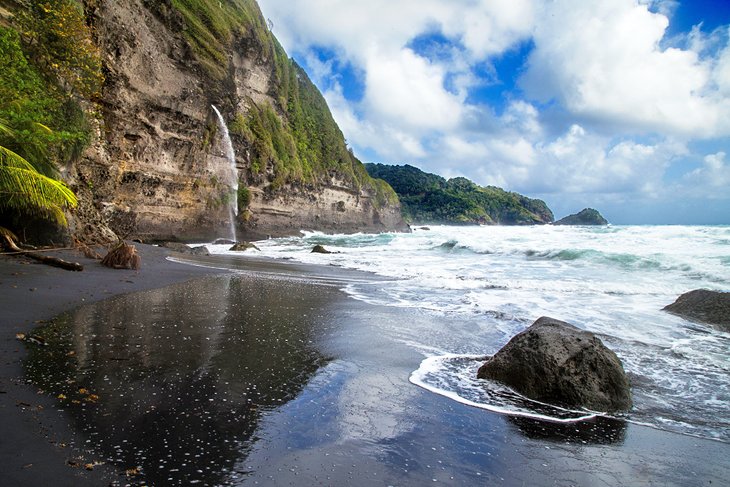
[441,0,536,59]
[680,151,730,198]
[714,33,730,96]
[363,46,465,131]
[521,0,730,138]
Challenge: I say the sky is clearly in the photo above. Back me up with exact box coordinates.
[256,0,730,224]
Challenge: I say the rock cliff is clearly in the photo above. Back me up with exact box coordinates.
[67,0,407,242]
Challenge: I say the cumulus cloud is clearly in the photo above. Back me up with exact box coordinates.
[680,151,730,198]
[363,46,465,131]
[521,0,730,138]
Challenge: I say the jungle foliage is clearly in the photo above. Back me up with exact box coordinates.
[0,0,101,230]
[365,164,554,225]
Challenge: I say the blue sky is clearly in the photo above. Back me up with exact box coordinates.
[257,0,730,224]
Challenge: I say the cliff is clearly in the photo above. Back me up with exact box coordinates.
[365,163,554,225]
[2,0,407,243]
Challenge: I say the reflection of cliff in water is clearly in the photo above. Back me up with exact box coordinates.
[508,415,627,445]
[24,275,334,486]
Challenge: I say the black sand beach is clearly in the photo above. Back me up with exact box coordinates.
[1,246,729,486]
[0,245,225,486]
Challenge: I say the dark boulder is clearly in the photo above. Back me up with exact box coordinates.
[477,317,632,412]
[229,242,260,252]
[159,241,189,253]
[160,242,210,256]
[663,289,730,332]
[311,245,335,254]
[554,208,608,226]
[189,245,210,256]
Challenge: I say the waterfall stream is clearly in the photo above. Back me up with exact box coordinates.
[211,105,239,242]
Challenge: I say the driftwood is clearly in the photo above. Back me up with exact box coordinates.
[74,239,103,260]
[1,233,84,271]
[101,240,141,270]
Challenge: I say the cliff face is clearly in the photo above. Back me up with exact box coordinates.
[71,0,407,242]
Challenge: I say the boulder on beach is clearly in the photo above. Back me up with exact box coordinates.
[189,245,210,256]
[160,242,209,256]
[477,317,632,412]
[311,245,335,254]
[663,289,730,332]
[229,242,260,252]
[554,208,608,226]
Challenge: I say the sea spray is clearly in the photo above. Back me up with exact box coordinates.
[211,105,239,242]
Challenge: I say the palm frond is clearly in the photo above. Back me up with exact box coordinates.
[0,145,77,225]
[0,118,13,137]
[32,122,54,135]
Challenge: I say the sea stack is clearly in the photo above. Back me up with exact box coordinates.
[477,317,632,412]
[554,208,609,225]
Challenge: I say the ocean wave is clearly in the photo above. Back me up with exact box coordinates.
[413,353,730,442]
[410,355,599,422]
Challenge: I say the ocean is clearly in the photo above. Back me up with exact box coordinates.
[210,225,730,442]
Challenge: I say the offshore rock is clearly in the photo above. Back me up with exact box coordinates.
[229,242,260,252]
[663,289,730,332]
[477,317,632,412]
[311,245,335,254]
[554,208,608,225]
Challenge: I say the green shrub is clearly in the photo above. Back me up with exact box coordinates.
[237,186,252,209]
[0,26,91,176]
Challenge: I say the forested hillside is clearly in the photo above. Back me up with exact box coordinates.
[365,164,554,225]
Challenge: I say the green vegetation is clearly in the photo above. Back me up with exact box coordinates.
[237,186,251,209]
[167,0,398,208]
[0,0,102,234]
[169,0,271,80]
[15,0,104,99]
[0,25,92,177]
[365,164,554,225]
[1,126,77,227]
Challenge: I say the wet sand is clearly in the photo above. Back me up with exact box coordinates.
[1,246,729,486]
[0,244,226,486]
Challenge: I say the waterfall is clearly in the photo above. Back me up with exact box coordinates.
[211,105,239,243]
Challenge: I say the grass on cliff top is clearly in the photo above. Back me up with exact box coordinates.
[170,0,270,79]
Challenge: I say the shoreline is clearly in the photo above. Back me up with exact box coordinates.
[1,244,728,486]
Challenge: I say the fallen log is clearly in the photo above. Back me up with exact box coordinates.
[1,233,84,271]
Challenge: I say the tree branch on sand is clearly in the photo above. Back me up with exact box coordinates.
[1,227,83,271]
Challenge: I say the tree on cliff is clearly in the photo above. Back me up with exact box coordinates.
[15,0,103,99]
